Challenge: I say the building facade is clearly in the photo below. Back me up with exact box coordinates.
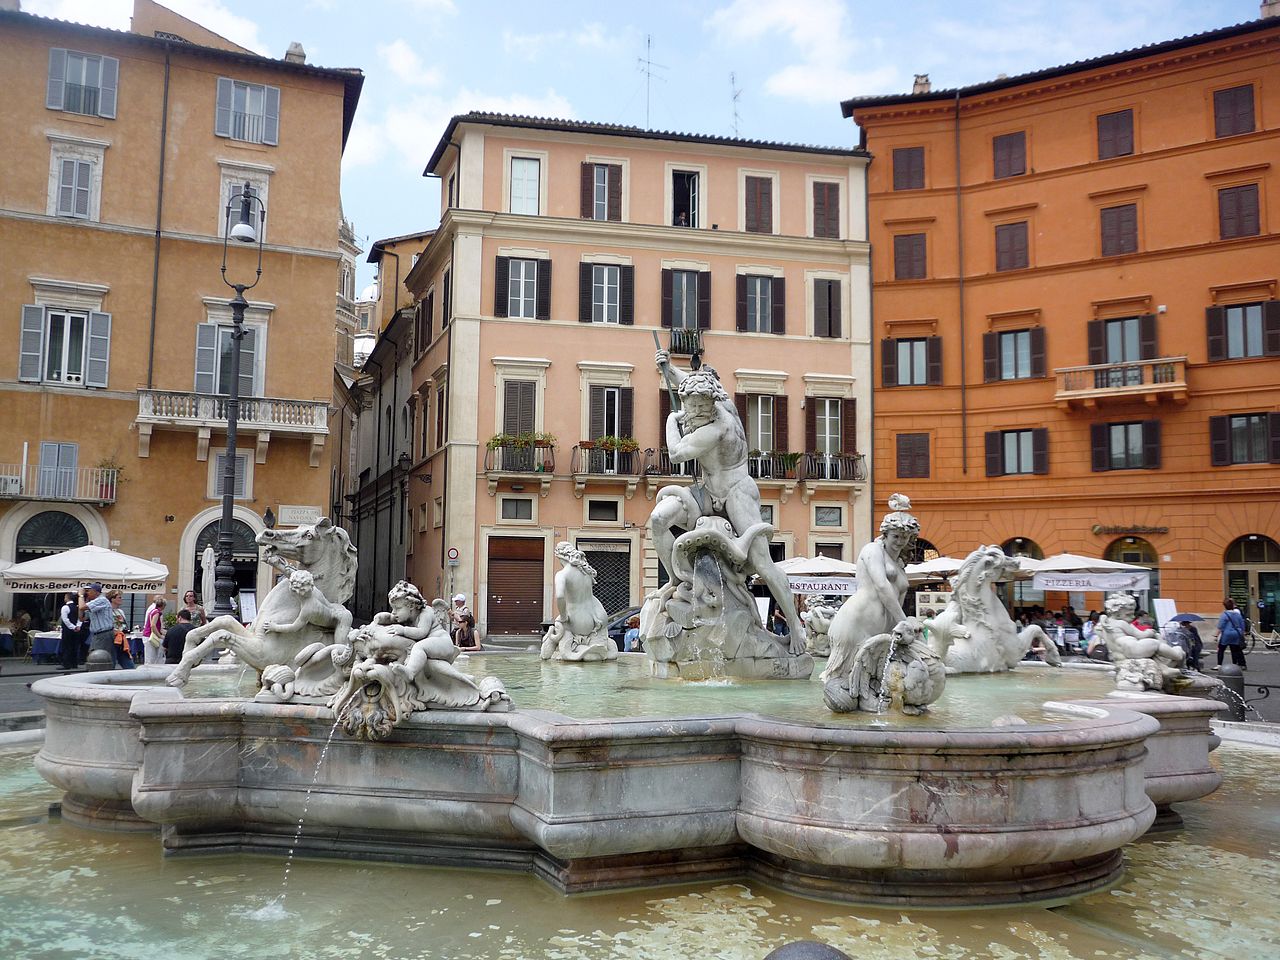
[0,1,361,627]
[844,13,1280,617]
[403,113,871,637]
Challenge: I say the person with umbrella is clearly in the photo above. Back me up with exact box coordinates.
[1165,613,1204,670]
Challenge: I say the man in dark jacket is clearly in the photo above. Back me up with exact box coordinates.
[58,591,85,670]
[164,609,196,665]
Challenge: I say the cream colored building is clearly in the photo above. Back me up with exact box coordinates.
[403,113,871,637]
[0,1,362,627]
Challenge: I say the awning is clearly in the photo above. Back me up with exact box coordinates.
[1,545,168,593]
[1029,553,1150,592]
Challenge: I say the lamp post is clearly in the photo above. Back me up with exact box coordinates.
[214,182,266,619]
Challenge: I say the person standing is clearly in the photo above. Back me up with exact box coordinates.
[163,609,196,665]
[58,591,85,670]
[106,590,135,669]
[1214,598,1248,670]
[182,590,208,627]
[623,615,641,653]
[139,597,165,663]
[82,583,116,664]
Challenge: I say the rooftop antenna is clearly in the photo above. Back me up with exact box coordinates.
[730,72,742,136]
[637,34,667,128]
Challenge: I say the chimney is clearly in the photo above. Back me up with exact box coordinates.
[912,74,931,94]
[1262,1,1280,17]
[285,41,306,63]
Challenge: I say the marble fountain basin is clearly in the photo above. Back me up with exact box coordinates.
[31,656,1224,908]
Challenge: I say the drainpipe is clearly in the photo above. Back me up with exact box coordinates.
[954,90,969,474]
[146,47,172,388]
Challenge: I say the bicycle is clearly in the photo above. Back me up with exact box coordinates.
[1245,619,1280,653]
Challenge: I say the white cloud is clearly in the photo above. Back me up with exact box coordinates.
[401,0,457,13]
[502,22,622,60]
[26,0,268,55]
[378,39,442,87]
[24,0,131,29]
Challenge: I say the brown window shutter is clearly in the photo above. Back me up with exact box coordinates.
[619,265,635,325]
[805,400,817,452]
[1032,427,1049,475]
[589,386,606,441]
[814,279,831,338]
[1087,320,1104,365]
[771,276,785,335]
[893,148,908,190]
[578,262,593,322]
[982,331,998,382]
[812,181,826,236]
[813,181,840,238]
[658,390,671,447]
[1138,313,1157,360]
[758,178,772,233]
[1030,326,1047,378]
[926,335,943,385]
[1101,207,1119,256]
[736,274,748,332]
[535,259,552,320]
[734,392,748,427]
[606,165,622,221]
[697,271,711,330]
[1121,204,1137,252]
[1270,412,1280,464]
[840,397,856,454]
[1209,415,1230,465]
[829,281,841,337]
[1264,301,1280,356]
[774,395,789,452]
[1142,420,1161,469]
[881,337,898,386]
[1013,222,1028,267]
[1235,85,1255,133]
[1239,184,1260,236]
[503,380,535,435]
[1206,305,1227,361]
[580,162,594,218]
[1090,423,1109,472]
[1097,112,1115,159]
[1218,187,1237,237]
[493,256,510,318]
[984,431,1002,476]
[620,387,634,438]
[660,269,673,328]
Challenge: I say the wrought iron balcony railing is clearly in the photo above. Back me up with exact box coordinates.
[64,82,100,116]
[484,444,555,473]
[747,454,799,480]
[0,464,119,503]
[642,448,698,479]
[571,445,639,476]
[669,327,702,356]
[798,453,867,482]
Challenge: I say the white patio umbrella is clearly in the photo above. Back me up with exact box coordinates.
[904,556,965,582]
[1029,553,1150,591]
[775,555,858,595]
[1,545,168,593]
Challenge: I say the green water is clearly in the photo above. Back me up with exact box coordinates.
[0,740,1276,959]
[183,654,1118,728]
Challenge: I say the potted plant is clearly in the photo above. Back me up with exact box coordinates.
[512,432,535,449]
[96,455,128,499]
[577,439,596,450]
[533,431,557,448]
[596,435,620,452]
[487,433,515,450]
[616,436,640,454]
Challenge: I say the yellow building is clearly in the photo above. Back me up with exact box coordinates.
[403,114,872,638]
[0,1,362,628]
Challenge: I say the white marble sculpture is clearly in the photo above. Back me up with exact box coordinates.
[821,494,917,684]
[540,541,618,662]
[200,544,216,609]
[640,352,811,680]
[823,617,946,715]
[168,519,356,688]
[802,595,841,657]
[1098,592,1187,692]
[924,545,1062,672]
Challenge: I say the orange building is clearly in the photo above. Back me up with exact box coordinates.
[843,13,1280,619]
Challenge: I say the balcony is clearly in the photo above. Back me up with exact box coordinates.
[0,464,119,504]
[798,453,867,504]
[135,390,329,466]
[669,327,702,356]
[571,445,640,499]
[1053,357,1188,408]
[484,443,555,497]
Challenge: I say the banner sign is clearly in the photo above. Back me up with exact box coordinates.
[1032,572,1150,592]
[1,578,165,593]
[788,576,857,595]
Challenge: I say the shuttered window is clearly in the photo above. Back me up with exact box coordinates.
[745,395,774,452]
[896,433,930,479]
[1219,184,1260,239]
[579,162,622,221]
[215,78,280,145]
[1213,85,1255,138]
[19,305,110,388]
[1096,109,1134,160]
[813,278,841,338]
[442,268,452,325]
[892,147,924,190]
[663,269,710,330]
[1091,421,1160,471]
[578,263,634,324]
[213,451,250,499]
[502,380,536,436]
[981,327,1045,381]
[195,322,257,397]
[893,233,926,280]
[812,181,840,238]
[1207,302,1280,361]
[1100,203,1138,256]
[56,159,92,218]
[744,176,773,233]
[738,275,783,333]
[985,429,1048,476]
[882,336,942,387]
[47,48,118,119]
[495,257,550,319]
[995,221,1028,271]
[1210,413,1280,465]
[993,131,1026,179]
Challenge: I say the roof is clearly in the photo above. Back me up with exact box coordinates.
[840,17,1279,116]
[425,112,866,175]
[365,229,436,265]
[1,8,364,147]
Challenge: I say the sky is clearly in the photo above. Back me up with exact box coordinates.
[26,0,1260,289]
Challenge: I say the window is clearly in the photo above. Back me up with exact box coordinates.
[985,428,1047,476]
[56,159,92,218]
[47,137,106,223]
[1214,85,1255,138]
[502,379,536,437]
[814,542,844,561]
[1210,413,1279,466]
[588,384,634,472]
[47,49,118,119]
[814,505,843,527]
[893,233,926,280]
[744,175,773,233]
[1087,314,1156,379]
[509,157,540,215]
[759,504,774,526]
[415,291,434,354]
[503,258,537,319]
[1097,109,1134,160]
[995,221,1028,271]
[672,170,699,227]
[1091,421,1160,471]
[211,449,251,499]
[1219,184,1260,239]
[435,385,447,447]
[813,278,841,338]
[993,131,1026,179]
[896,433,930,478]
[446,172,456,209]
[1227,302,1264,359]
[882,336,941,387]
[746,395,773,452]
[1105,317,1141,364]
[501,497,534,521]
[587,499,619,523]
[579,162,621,220]
[593,265,619,323]
[220,178,268,242]
[813,397,841,456]
[19,305,111,388]
[739,275,776,333]
[442,268,452,325]
[892,147,924,190]
[195,323,258,396]
[37,442,78,498]
[1101,203,1138,256]
[1208,302,1278,361]
[981,328,1047,382]
[215,78,280,145]
[812,181,840,238]
[663,269,707,330]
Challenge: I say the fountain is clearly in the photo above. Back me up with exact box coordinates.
[539,542,617,662]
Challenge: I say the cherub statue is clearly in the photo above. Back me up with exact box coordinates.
[1098,592,1186,691]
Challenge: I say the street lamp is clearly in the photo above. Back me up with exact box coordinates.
[213,182,266,619]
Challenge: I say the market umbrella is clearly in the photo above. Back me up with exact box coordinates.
[1029,553,1149,591]
[904,556,964,582]
[1,545,168,593]
[1168,613,1205,623]
[776,556,859,575]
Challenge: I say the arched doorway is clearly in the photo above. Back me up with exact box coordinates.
[13,510,88,629]
[1105,537,1160,613]
[1224,534,1280,630]
[1002,537,1044,613]
[194,519,260,607]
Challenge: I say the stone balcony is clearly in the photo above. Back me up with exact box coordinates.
[135,390,329,466]
[0,464,120,505]
[1053,357,1189,409]
[484,443,555,497]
